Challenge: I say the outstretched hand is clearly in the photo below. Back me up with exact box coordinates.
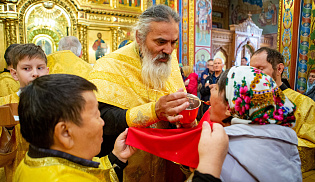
[197,122,229,178]
[112,128,137,163]
[155,88,189,123]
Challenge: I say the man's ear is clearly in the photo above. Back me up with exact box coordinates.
[10,68,19,81]
[53,121,74,150]
[79,50,83,58]
[277,63,284,76]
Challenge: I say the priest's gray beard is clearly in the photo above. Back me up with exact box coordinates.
[140,44,172,90]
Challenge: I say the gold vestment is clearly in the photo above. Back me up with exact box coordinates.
[47,50,93,79]
[283,88,315,172]
[89,42,185,182]
[14,154,119,182]
[0,72,19,97]
[0,92,19,106]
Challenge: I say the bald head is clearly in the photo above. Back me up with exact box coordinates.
[213,58,223,73]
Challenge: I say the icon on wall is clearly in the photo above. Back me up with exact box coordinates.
[92,32,107,60]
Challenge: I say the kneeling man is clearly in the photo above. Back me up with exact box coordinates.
[14,74,136,182]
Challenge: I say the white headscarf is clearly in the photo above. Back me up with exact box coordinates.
[225,66,296,127]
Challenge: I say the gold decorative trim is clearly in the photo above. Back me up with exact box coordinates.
[78,24,88,62]
[4,19,18,47]
[189,0,194,67]
[111,27,118,51]
[277,0,282,51]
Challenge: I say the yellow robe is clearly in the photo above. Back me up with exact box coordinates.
[89,42,185,182]
[283,88,315,172]
[14,154,119,182]
[0,92,19,106]
[0,72,19,97]
[47,50,93,79]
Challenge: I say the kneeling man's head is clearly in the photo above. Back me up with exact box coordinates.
[19,74,104,160]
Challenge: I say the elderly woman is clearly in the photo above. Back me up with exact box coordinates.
[182,66,199,96]
[208,66,302,181]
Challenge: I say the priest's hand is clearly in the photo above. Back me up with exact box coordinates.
[112,128,137,163]
[155,88,189,123]
[197,122,229,178]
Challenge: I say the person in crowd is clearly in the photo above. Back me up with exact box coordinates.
[240,57,248,66]
[304,69,315,101]
[14,74,136,182]
[182,66,198,96]
[206,66,302,181]
[47,36,92,79]
[200,58,223,114]
[0,44,49,182]
[200,59,214,85]
[88,5,190,181]
[0,44,20,97]
[250,47,315,173]
[0,43,49,105]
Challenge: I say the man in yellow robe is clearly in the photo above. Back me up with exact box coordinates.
[47,36,92,79]
[251,47,315,173]
[14,74,136,182]
[89,5,190,181]
[0,44,20,97]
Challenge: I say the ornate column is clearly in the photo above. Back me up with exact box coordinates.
[111,27,118,52]
[278,0,301,90]
[4,18,17,47]
[77,24,88,62]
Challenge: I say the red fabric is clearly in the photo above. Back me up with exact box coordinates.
[126,108,212,168]
[185,73,198,96]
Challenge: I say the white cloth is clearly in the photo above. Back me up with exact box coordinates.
[220,124,302,182]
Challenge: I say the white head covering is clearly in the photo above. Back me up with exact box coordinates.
[225,66,296,127]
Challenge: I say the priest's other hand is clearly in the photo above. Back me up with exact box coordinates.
[197,122,229,178]
[155,88,189,123]
[112,128,137,163]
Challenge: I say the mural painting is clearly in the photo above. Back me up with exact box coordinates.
[195,49,210,78]
[230,0,279,34]
[195,0,212,77]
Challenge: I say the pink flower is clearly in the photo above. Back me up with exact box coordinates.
[235,97,242,105]
[240,86,248,94]
[278,109,283,115]
[235,105,241,111]
[245,104,250,110]
[263,113,269,119]
[244,96,251,103]
[254,69,262,74]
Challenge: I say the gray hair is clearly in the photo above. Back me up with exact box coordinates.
[58,36,82,57]
[134,5,180,43]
